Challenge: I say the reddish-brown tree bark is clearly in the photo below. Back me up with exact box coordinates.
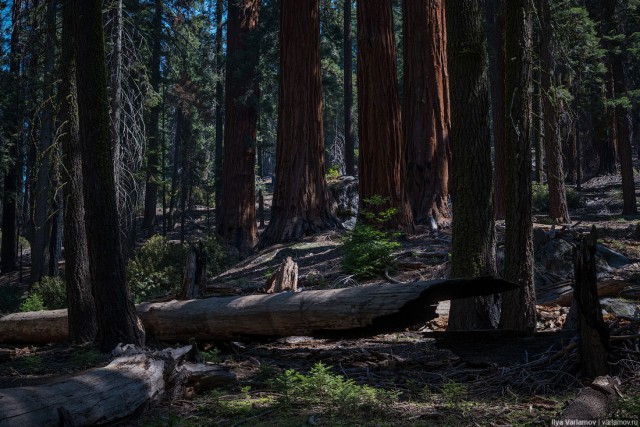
[217,0,260,255]
[500,0,536,332]
[344,0,355,177]
[402,0,451,228]
[74,0,145,351]
[260,0,339,246]
[356,0,413,230]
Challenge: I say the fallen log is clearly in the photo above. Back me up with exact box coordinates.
[560,376,621,422]
[0,345,236,426]
[0,277,516,344]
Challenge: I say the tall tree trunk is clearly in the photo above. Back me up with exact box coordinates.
[500,0,536,332]
[356,0,413,230]
[60,0,97,343]
[260,0,339,246]
[30,0,57,284]
[402,0,451,228]
[344,0,355,177]
[217,0,260,255]
[533,75,544,183]
[485,0,506,220]
[214,0,224,228]
[1,0,22,274]
[608,0,637,215]
[446,0,499,331]
[74,0,145,351]
[142,0,163,234]
[540,0,570,223]
[47,177,63,277]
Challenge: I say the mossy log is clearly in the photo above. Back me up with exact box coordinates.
[0,277,517,344]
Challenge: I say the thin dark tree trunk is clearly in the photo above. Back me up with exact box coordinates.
[1,0,22,274]
[60,0,97,343]
[217,0,260,254]
[31,0,57,283]
[344,0,355,177]
[214,0,224,231]
[356,0,413,230]
[47,180,62,277]
[142,0,163,234]
[500,0,536,332]
[74,0,145,351]
[260,0,339,246]
[485,0,506,220]
[533,76,544,184]
[540,0,570,223]
[447,0,499,330]
[402,0,451,229]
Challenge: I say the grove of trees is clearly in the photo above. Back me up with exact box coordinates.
[1,0,640,349]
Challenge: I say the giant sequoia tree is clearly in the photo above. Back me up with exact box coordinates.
[260,0,339,246]
[74,0,145,350]
[356,0,412,230]
[446,0,499,330]
[500,0,536,332]
[402,0,451,228]
[344,0,355,177]
[217,0,260,254]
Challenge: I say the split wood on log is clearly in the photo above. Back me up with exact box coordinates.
[264,256,298,293]
[0,345,236,426]
[179,242,207,300]
[0,277,517,344]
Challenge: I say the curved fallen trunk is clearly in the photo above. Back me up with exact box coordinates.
[0,346,235,426]
[0,277,516,344]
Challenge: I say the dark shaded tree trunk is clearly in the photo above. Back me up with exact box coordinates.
[217,0,260,254]
[60,0,97,343]
[47,180,62,277]
[142,0,163,234]
[344,0,355,177]
[540,0,570,223]
[485,0,506,220]
[74,0,145,351]
[260,0,339,246]
[533,75,544,184]
[446,0,499,331]
[402,0,451,228]
[214,0,224,227]
[500,0,536,332]
[30,0,57,284]
[1,0,22,274]
[356,0,413,230]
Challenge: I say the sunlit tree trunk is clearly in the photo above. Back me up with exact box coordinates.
[402,0,451,228]
[356,0,413,230]
[344,0,355,177]
[260,0,339,246]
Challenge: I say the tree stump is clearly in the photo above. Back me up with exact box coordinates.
[572,226,610,378]
[265,256,298,293]
[179,242,207,300]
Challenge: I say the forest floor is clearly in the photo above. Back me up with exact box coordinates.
[1,175,640,426]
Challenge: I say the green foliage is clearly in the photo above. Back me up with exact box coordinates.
[532,182,583,213]
[0,286,23,313]
[342,196,401,278]
[202,235,231,278]
[326,166,341,181]
[442,380,469,410]
[31,276,67,310]
[19,293,44,312]
[71,348,106,369]
[201,347,221,364]
[611,387,640,418]
[127,235,187,303]
[270,363,397,416]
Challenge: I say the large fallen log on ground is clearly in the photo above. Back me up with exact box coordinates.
[0,277,516,344]
[0,345,235,426]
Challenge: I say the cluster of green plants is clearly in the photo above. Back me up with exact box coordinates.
[127,235,230,303]
[325,165,341,181]
[532,182,583,213]
[342,196,401,278]
[269,362,398,417]
[19,276,66,312]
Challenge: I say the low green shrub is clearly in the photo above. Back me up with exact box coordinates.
[127,235,187,303]
[342,196,401,278]
[532,182,583,213]
[19,276,66,312]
